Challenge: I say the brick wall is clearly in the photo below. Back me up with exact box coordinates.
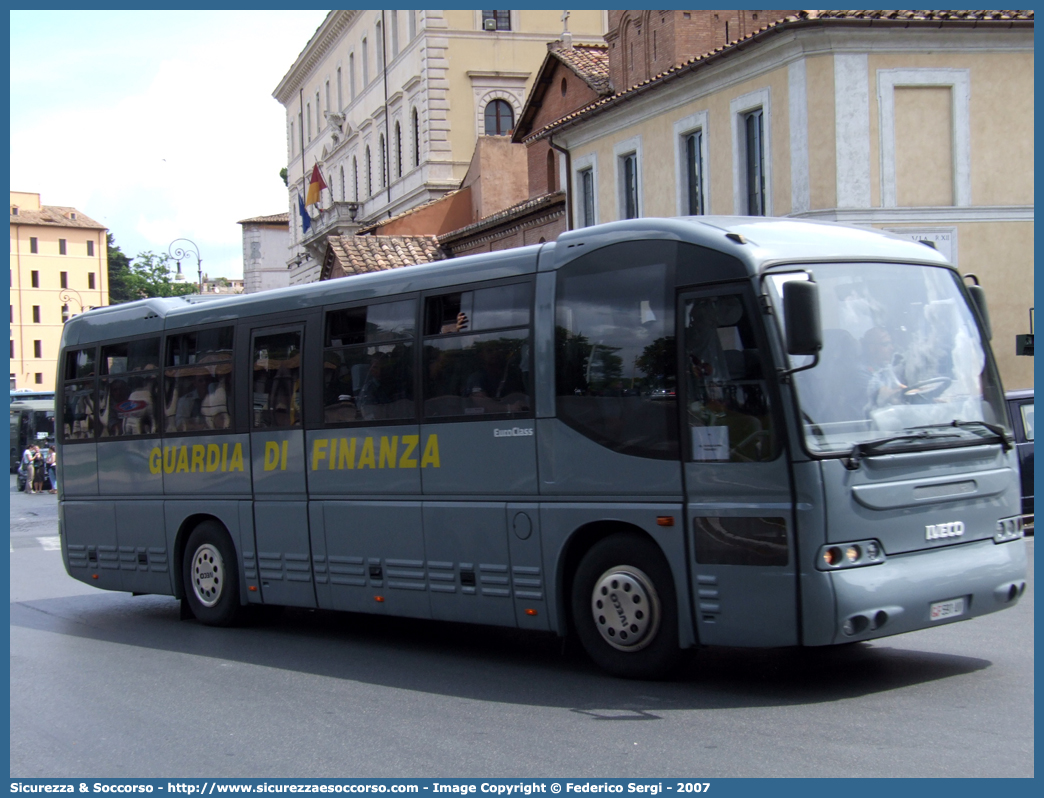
[606,10,795,92]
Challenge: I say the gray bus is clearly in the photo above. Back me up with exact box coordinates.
[56,217,1027,678]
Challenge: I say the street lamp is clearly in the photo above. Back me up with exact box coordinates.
[168,238,203,293]
[59,289,84,323]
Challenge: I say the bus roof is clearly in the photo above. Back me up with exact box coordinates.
[60,217,951,347]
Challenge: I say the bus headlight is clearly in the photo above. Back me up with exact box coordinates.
[816,539,886,570]
[994,516,1024,543]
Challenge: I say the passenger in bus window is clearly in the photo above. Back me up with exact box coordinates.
[441,311,469,334]
[100,378,131,437]
[121,375,157,435]
[268,366,299,427]
[201,372,230,429]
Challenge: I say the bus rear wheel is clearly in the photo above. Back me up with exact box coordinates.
[182,521,243,626]
[571,533,680,679]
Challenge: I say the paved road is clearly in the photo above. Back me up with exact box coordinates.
[9,477,1035,777]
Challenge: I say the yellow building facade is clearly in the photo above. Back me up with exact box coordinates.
[539,11,1033,390]
[10,191,108,391]
[273,9,606,283]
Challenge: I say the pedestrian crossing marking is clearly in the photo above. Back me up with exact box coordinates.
[36,536,61,551]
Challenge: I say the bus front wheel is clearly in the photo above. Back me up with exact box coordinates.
[182,521,243,626]
[571,533,680,679]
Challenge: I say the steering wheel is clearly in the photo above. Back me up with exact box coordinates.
[902,376,952,403]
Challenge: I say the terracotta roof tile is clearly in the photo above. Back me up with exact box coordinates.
[9,204,105,229]
[238,213,289,225]
[322,234,447,281]
[527,9,1034,143]
[550,41,612,95]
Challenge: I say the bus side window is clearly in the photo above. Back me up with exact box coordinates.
[164,327,234,433]
[99,338,160,438]
[62,347,97,441]
[684,294,776,463]
[423,283,532,419]
[323,299,415,425]
[555,242,677,460]
[252,332,301,429]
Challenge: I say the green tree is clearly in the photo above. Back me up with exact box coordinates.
[279,167,288,187]
[107,236,197,304]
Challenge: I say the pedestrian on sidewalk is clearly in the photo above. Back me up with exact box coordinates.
[46,445,58,494]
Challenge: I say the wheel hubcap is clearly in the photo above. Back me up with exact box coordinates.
[590,565,660,651]
[191,543,224,608]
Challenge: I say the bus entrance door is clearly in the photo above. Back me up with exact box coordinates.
[679,287,797,647]
[248,325,316,608]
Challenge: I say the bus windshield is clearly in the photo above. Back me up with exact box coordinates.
[769,262,1008,455]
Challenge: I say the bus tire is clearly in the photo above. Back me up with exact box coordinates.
[571,533,680,679]
[182,521,243,626]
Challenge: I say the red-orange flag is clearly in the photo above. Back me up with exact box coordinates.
[305,163,328,206]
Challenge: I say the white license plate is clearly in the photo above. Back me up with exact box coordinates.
[930,597,965,621]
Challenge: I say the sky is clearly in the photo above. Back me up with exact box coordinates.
[10,10,331,280]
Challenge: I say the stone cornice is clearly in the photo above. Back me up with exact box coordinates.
[273,11,360,105]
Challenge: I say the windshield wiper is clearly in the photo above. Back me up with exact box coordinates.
[908,420,1014,451]
[843,429,963,470]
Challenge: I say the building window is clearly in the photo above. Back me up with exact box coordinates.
[580,168,595,227]
[375,21,384,68]
[87,240,95,257]
[340,165,345,201]
[33,340,42,358]
[336,68,342,111]
[744,108,765,215]
[290,121,295,156]
[391,11,399,58]
[484,99,514,136]
[32,306,41,323]
[395,122,403,177]
[409,10,418,39]
[412,108,420,166]
[546,150,557,192]
[685,130,705,215]
[9,340,13,358]
[307,103,312,141]
[349,54,356,101]
[35,373,43,385]
[482,10,511,31]
[31,271,39,288]
[325,81,331,117]
[59,239,67,255]
[29,237,37,254]
[621,152,639,219]
[316,92,321,135]
[60,272,67,288]
[353,156,359,201]
[379,134,387,187]
[366,146,372,196]
[88,273,96,290]
[362,39,369,85]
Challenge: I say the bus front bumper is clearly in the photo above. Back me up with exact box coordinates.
[821,537,1027,645]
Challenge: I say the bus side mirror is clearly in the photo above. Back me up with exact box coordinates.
[783,280,823,356]
[966,284,992,341]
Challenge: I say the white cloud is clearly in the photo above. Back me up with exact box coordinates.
[10,10,328,279]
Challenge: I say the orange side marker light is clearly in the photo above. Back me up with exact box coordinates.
[525,609,538,616]
[374,595,385,603]
[657,516,675,527]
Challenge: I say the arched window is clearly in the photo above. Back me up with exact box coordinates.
[340,166,345,200]
[546,149,557,192]
[395,121,403,177]
[353,156,359,201]
[412,108,420,166]
[365,146,372,196]
[484,99,514,136]
[379,134,387,187]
